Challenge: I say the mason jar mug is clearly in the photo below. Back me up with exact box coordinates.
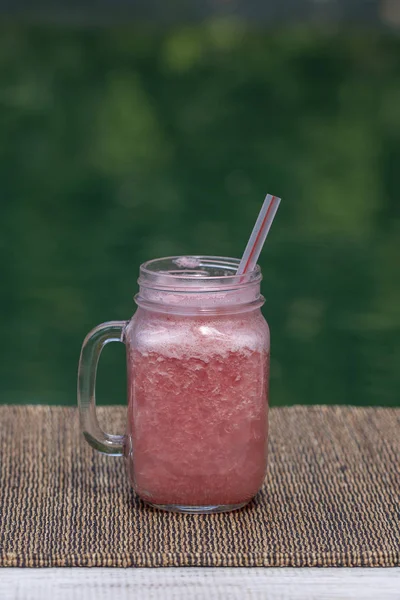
[78,256,270,514]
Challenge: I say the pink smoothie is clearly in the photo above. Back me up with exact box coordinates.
[126,311,269,507]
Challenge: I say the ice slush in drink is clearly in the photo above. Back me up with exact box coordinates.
[126,308,269,509]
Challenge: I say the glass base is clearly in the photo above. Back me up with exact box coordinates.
[147,501,249,514]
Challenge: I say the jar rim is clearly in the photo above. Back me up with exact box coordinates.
[139,255,261,291]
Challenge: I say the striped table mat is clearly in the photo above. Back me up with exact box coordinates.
[0,405,399,567]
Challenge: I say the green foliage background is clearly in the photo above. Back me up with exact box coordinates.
[1,23,399,406]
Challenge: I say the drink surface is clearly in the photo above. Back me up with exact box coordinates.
[126,309,269,507]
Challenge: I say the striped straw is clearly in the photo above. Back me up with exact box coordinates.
[237,193,281,275]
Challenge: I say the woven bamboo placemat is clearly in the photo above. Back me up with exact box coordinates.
[0,405,399,568]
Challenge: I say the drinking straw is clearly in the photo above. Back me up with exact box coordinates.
[237,194,281,275]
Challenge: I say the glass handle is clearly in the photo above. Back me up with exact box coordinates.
[78,321,127,456]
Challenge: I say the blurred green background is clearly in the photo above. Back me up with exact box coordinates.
[1,19,399,407]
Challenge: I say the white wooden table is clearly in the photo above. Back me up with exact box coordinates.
[1,568,399,599]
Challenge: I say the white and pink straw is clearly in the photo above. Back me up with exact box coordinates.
[237,193,281,275]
